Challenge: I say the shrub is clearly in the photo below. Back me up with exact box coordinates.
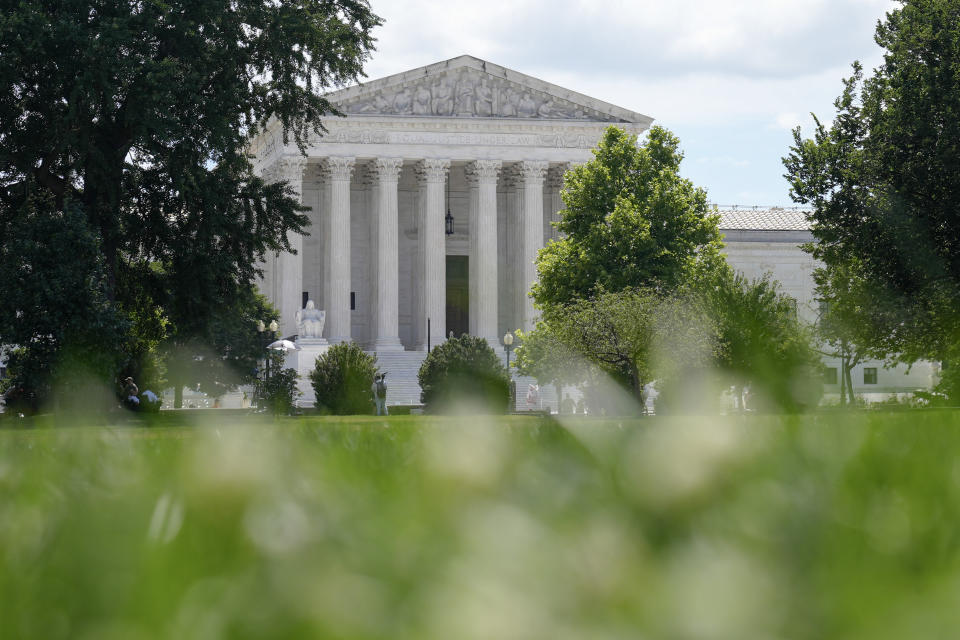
[309,342,378,415]
[418,335,510,413]
[263,367,300,416]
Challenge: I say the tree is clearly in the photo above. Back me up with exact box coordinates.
[418,335,510,413]
[699,269,821,411]
[811,259,890,405]
[514,322,586,389]
[532,126,725,310]
[0,1,381,406]
[309,342,378,415]
[165,290,279,408]
[0,194,126,412]
[783,0,960,366]
[518,289,715,412]
[262,367,300,416]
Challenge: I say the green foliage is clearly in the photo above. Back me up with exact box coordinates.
[783,0,960,364]
[418,335,510,413]
[166,291,280,404]
[519,289,714,413]
[5,412,960,638]
[309,342,378,415]
[811,259,892,404]
[699,269,822,411]
[514,323,584,388]
[533,126,725,309]
[0,195,127,412]
[262,367,300,416]
[519,274,820,413]
[0,1,381,404]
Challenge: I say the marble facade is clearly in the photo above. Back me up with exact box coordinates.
[249,55,652,347]
[248,55,937,404]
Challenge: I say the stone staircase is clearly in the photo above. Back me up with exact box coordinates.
[368,350,428,406]
[367,348,561,413]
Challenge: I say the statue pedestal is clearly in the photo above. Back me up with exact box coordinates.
[285,338,329,408]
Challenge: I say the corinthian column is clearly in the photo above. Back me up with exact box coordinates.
[465,159,501,346]
[518,161,548,330]
[265,155,308,337]
[546,163,568,244]
[368,158,404,351]
[414,159,450,350]
[320,156,355,343]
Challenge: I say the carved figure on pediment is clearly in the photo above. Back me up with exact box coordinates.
[354,92,391,114]
[537,98,557,118]
[413,84,432,115]
[475,78,494,117]
[500,88,518,117]
[296,300,326,339]
[518,92,537,118]
[455,77,475,116]
[393,87,413,114]
[432,80,454,116]
[374,93,392,112]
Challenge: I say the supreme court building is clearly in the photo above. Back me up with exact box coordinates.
[248,55,937,405]
[250,55,651,352]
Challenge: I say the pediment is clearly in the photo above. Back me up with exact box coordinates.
[328,55,652,125]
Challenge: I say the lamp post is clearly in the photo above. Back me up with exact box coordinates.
[266,320,278,385]
[256,319,279,410]
[503,331,515,369]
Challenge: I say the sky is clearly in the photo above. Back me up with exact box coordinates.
[352,0,898,207]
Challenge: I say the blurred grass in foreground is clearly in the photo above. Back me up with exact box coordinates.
[2,411,960,639]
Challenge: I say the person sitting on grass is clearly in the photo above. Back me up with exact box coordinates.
[123,377,139,409]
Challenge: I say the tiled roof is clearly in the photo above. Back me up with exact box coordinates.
[716,207,811,231]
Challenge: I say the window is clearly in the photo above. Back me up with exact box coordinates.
[350,292,356,311]
[863,367,878,385]
[823,367,838,385]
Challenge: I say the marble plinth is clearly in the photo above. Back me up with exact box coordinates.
[285,338,330,408]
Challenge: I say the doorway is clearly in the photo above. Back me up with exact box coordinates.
[446,256,469,338]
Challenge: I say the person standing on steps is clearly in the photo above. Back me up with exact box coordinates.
[372,373,388,416]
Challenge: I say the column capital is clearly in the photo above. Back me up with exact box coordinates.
[415,158,451,185]
[264,155,308,184]
[464,159,502,186]
[518,160,549,184]
[368,157,403,183]
[320,156,356,182]
[546,163,569,189]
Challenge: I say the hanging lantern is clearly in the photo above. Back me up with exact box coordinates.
[445,177,454,236]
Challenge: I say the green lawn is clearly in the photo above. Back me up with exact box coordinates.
[2,411,960,639]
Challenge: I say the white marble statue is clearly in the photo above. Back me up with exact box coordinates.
[296,300,326,339]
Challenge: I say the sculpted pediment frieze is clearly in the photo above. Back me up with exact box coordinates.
[336,66,626,123]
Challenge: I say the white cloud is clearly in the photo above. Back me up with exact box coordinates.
[350,0,900,205]
[773,112,802,130]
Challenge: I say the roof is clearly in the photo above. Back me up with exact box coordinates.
[326,54,653,125]
[716,207,811,232]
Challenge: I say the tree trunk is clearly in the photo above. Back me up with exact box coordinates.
[174,379,184,409]
[839,356,848,406]
[629,364,645,415]
[844,364,855,405]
